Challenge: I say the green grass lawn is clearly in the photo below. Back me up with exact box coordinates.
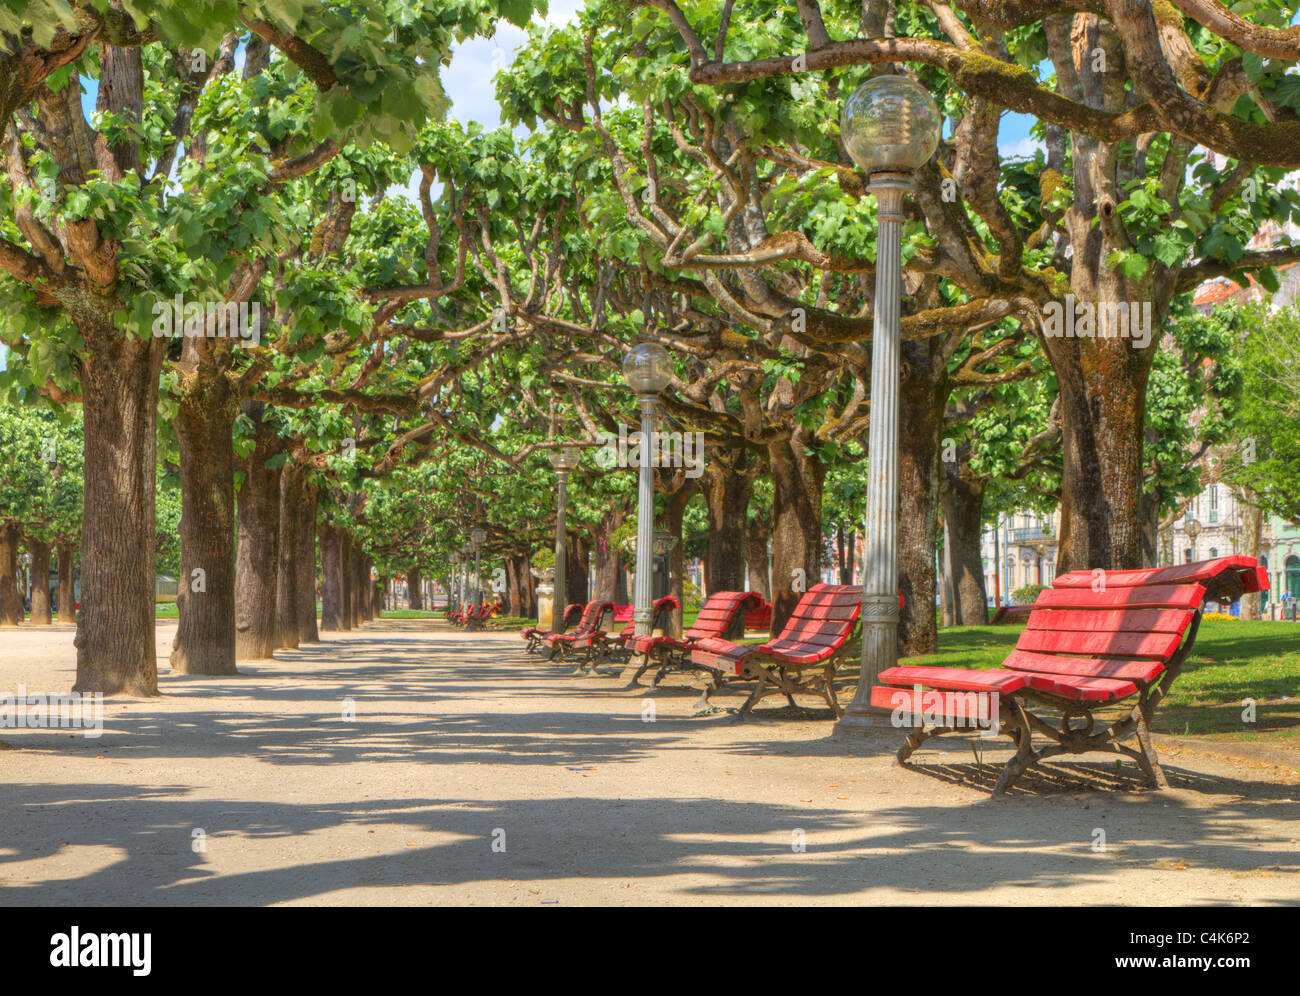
[902,620,1300,744]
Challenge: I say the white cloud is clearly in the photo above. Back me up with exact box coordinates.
[443,2,586,130]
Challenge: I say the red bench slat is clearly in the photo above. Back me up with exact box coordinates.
[1033,584,1206,610]
[1051,555,1257,589]
[1025,607,1194,635]
[1002,650,1165,684]
[878,665,1029,694]
[869,684,1001,722]
[1021,672,1138,702]
[1015,628,1183,660]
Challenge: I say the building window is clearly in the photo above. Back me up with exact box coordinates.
[1209,485,1218,522]
[1185,548,1194,563]
[1209,547,1218,559]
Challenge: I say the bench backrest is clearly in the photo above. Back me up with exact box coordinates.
[762,584,862,654]
[615,596,680,638]
[560,602,583,629]
[573,599,615,635]
[1010,556,1266,680]
[685,591,763,641]
[743,600,773,632]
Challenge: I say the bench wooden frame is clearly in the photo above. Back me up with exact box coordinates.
[522,602,583,654]
[624,590,762,687]
[872,556,1267,796]
[689,584,862,720]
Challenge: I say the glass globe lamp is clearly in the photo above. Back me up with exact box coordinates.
[622,341,673,396]
[549,446,580,473]
[841,75,941,175]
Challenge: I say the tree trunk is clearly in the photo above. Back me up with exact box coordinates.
[234,403,281,661]
[296,483,320,642]
[56,544,76,624]
[170,382,237,675]
[745,511,771,600]
[941,461,989,625]
[340,533,354,629]
[358,555,373,622]
[28,538,52,625]
[74,328,165,695]
[566,535,588,606]
[591,512,627,601]
[408,567,423,610]
[505,555,529,617]
[1045,292,1155,574]
[768,433,825,636]
[1240,493,1264,621]
[319,524,347,631]
[702,456,753,592]
[939,522,954,629]
[662,483,696,638]
[0,524,21,626]
[895,344,945,657]
[275,464,302,650]
[372,574,384,618]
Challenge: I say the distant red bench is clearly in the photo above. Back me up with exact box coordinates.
[540,599,614,669]
[689,584,862,720]
[522,602,582,653]
[625,590,762,688]
[990,604,1034,625]
[595,596,679,668]
[873,556,1267,796]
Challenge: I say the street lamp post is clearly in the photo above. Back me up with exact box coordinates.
[451,552,460,613]
[623,341,673,638]
[460,544,472,612]
[550,447,579,631]
[834,75,942,734]
[470,528,486,610]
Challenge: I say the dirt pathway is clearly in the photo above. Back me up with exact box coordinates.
[1,621,1296,905]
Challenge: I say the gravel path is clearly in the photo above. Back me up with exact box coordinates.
[1,619,1297,905]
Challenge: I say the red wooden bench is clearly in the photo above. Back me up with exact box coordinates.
[592,596,680,669]
[743,600,772,633]
[541,599,615,670]
[872,556,1267,796]
[625,590,762,687]
[522,602,583,654]
[990,604,1034,625]
[689,584,862,720]
[465,599,501,631]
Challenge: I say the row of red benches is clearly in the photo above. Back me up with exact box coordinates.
[449,600,501,629]
[522,597,680,671]
[518,556,1268,796]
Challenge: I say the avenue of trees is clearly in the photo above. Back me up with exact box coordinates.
[1,0,1299,693]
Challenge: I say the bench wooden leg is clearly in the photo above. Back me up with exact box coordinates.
[734,676,768,722]
[819,661,843,718]
[1132,707,1168,788]
[993,704,1036,796]
[623,653,655,688]
[897,725,951,764]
